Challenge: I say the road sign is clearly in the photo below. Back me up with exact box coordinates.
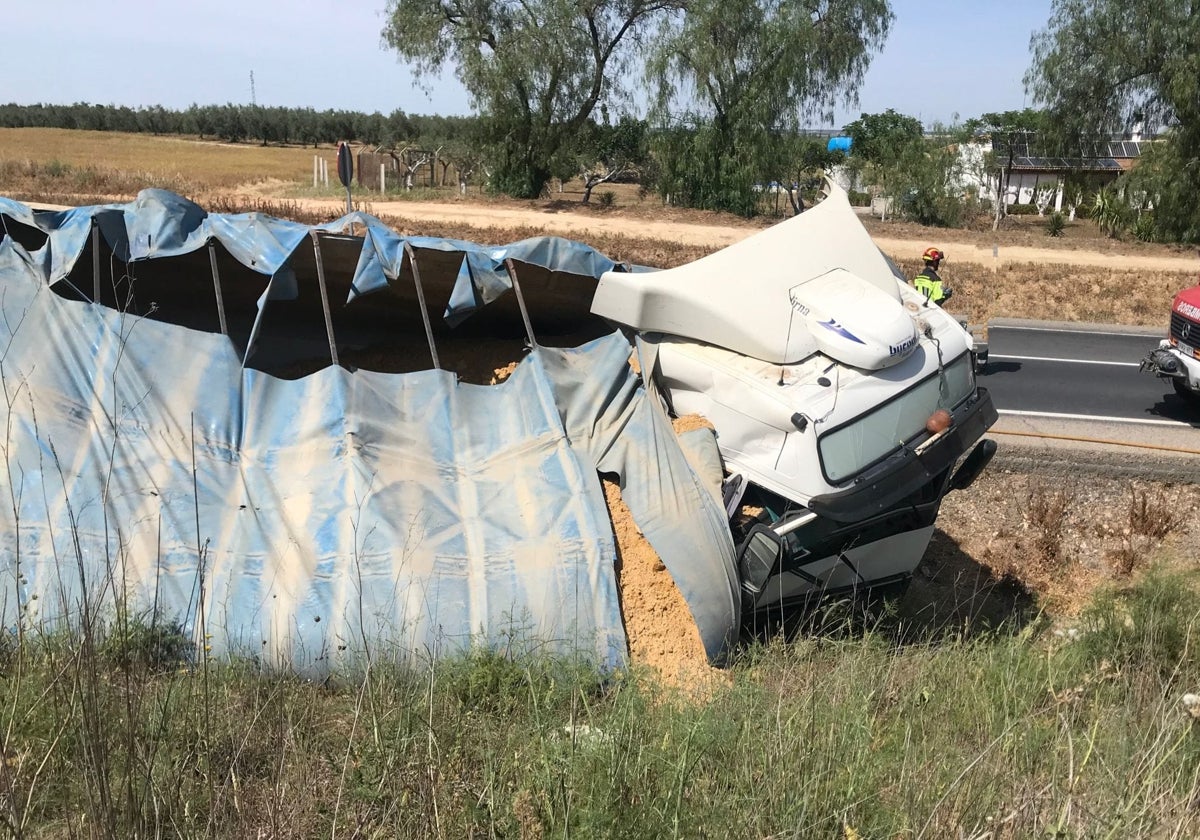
[337,142,354,188]
[336,141,354,213]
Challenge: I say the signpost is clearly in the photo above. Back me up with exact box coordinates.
[336,141,354,214]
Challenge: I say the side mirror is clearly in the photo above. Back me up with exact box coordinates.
[949,439,997,492]
[737,525,785,596]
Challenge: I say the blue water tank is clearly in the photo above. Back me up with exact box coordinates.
[827,136,853,153]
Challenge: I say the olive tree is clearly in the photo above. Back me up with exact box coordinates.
[648,0,892,216]
[382,0,681,199]
[1025,0,1200,242]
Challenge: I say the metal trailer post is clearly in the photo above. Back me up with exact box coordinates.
[403,242,441,370]
[92,221,101,303]
[208,241,229,336]
[309,231,339,367]
[503,258,538,348]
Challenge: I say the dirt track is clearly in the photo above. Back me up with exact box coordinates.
[271,195,1200,273]
[32,189,1199,274]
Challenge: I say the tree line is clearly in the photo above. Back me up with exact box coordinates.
[0,102,482,150]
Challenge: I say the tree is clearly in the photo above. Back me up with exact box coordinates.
[647,0,892,216]
[381,0,681,199]
[1026,0,1200,242]
[872,128,967,227]
[567,116,647,204]
[962,109,1047,230]
[764,137,845,215]
[843,108,922,165]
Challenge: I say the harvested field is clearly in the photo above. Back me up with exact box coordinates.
[0,127,319,194]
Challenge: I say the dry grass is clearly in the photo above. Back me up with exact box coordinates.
[0,127,320,195]
[895,257,1192,327]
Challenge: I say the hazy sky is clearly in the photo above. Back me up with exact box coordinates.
[4,0,1053,129]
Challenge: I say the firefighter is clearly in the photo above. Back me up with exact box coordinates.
[912,247,952,305]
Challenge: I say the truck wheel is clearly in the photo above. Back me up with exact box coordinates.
[1172,379,1200,405]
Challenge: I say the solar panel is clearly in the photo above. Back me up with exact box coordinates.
[1011,156,1123,171]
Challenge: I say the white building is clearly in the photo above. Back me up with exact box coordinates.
[956,131,1150,212]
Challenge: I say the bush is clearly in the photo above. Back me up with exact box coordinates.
[43,159,72,178]
[597,190,616,208]
[847,190,871,207]
[1046,211,1066,237]
[1092,186,1130,237]
[100,617,194,674]
[1006,202,1037,215]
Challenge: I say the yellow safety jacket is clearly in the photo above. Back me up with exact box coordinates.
[913,267,949,304]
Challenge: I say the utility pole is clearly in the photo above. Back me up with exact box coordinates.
[250,70,256,106]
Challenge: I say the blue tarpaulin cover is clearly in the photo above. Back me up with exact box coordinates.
[0,191,738,671]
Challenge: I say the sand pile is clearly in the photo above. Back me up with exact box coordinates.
[670,414,715,435]
[600,414,728,695]
[490,361,519,384]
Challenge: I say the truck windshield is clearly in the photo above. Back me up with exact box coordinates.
[819,353,974,483]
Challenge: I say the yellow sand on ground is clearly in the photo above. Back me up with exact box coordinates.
[600,414,729,697]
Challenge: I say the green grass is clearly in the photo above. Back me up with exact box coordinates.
[3,564,1200,838]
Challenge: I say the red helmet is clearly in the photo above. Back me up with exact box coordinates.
[922,247,945,263]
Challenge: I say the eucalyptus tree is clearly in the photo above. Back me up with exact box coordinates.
[648,0,892,216]
[1026,0,1200,241]
[381,0,682,199]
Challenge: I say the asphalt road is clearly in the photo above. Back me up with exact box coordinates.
[857,181,1191,443]
[981,320,1200,430]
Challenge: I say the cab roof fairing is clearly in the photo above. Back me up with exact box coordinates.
[590,181,909,367]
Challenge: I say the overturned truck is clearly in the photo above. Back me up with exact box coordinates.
[0,183,994,670]
[593,187,997,616]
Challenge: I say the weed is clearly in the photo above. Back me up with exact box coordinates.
[1078,566,1200,678]
[1109,537,1141,577]
[597,190,616,208]
[1024,482,1074,564]
[1128,484,1187,539]
[43,158,71,178]
[1108,486,1189,577]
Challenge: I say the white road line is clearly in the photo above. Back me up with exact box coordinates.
[998,409,1193,427]
[990,354,1140,367]
[990,325,1162,338]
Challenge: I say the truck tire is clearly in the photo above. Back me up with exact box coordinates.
[1173,379,1200,405]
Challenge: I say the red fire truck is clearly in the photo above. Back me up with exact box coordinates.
[1141,284,1200,404]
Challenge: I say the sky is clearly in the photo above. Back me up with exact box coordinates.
[3,0,1053,130]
